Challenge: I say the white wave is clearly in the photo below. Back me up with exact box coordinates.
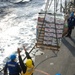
[0,0,67,70]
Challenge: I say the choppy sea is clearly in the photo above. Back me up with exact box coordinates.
[0,0,67,71]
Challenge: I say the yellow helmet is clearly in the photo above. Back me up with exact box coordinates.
[25,59,32,68]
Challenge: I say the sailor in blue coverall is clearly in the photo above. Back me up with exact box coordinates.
[3,54,21,75]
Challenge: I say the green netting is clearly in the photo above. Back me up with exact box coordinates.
[64,24,68,28]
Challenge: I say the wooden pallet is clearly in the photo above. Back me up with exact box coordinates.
[36,43,60,51]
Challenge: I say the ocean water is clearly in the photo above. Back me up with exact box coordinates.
[0,0,67,71]
[0,0,46,70]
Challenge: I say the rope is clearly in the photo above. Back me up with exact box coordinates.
[47,0,59,11]
[45,0,50,11]
[47,0,53,10]
[56,0,59,10]
[54,0,59,50]
[23,45,35,61]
